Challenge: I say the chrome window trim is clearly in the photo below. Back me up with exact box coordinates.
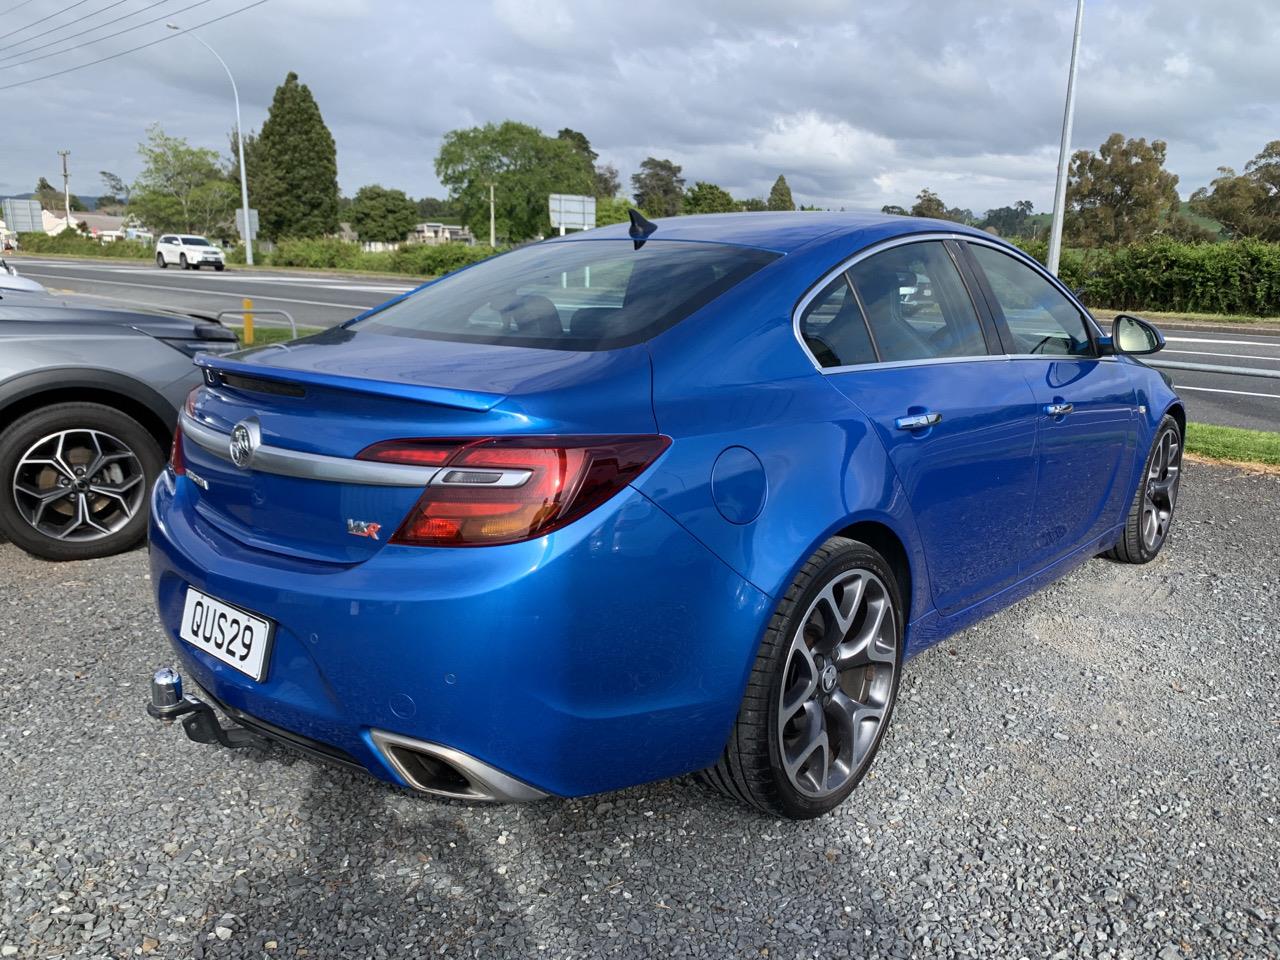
[180,413,439,487]
[792,231,1104,374]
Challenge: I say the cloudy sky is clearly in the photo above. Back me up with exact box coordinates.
[3,0,1278,216]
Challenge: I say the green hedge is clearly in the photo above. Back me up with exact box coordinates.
[226,239,496,277]
[1014,237,1280,316]
[17,231,152,259]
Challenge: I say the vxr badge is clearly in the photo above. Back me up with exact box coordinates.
[346,519,382,540]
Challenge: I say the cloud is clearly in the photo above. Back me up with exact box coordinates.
[2,0,1277,220]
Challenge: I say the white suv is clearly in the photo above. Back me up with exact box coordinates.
[155,235,226,271]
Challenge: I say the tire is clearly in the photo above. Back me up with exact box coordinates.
[179,254,189,270]
[0,403,164,562]
[192,263,200,270]
[703,537,905,819]
[214,264,225,272]
[1104,414,1183,564]
[156,253,167,268]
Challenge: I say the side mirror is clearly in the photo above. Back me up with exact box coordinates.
[1108,314,1165,356]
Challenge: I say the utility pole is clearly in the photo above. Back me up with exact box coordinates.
[488,182,496,248]
[1047,0,1085,276]
[57,149,71,228]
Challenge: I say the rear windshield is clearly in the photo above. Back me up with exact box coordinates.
[350,239,780,350]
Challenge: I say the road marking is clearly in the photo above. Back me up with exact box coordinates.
[1165,349,1280,363]
[1166,336,1280,348]
[16,272,375,310]
[1177,385,1280,400]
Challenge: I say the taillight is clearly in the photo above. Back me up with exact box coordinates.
[170,421,186,477]
[357,436,670,546]
[171,388,198,477]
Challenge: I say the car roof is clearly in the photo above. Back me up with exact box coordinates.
[555,211,992,255]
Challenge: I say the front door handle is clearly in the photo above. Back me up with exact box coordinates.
[895,412,942,431]
[1044,402,1074,416]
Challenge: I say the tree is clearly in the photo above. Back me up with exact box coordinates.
[556,128,597,164]
[767,175,794,211]
[739,197,768,212]
[909,188,948,219]
[416,196,458,220]
[129,125,236,234]
[880,204,908,216]
[595,196,642,226]
[1065,133,1180,246]
[683,181,737,215]
[1190,141,1280,240]
[349,185,419,243]
[436,120,593,241]
[594,162,620,199]
[631,157,684,217]
[34,176,85,213]
[99,170,129,208]
[980,201,1037,237]
[252,72,340,241]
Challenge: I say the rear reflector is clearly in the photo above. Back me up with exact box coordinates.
[357,435,670,546]
[170,421,186,477]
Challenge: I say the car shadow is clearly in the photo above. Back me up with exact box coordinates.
[188,749,905,957]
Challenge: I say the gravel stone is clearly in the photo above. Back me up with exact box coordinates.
[1,462,1278,958]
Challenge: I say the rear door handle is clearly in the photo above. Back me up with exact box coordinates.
[895,412,942,431]
[1044,402,1074,416]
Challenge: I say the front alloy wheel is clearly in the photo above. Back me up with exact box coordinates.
[1105,413,1183,564]
[704,537,904,818]
[0,403,163,561]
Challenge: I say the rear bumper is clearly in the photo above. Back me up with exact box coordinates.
[147,472,773,798]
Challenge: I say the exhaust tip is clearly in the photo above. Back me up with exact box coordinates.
[371,730,547,803]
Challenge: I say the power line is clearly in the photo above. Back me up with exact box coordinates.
[0,0,216,71]
[0,0,172,62]
[0,0,143,55]
[0,0,267,91]
[0,0,97,44]
[0,0,42,17]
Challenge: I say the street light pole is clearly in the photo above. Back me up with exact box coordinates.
[1047,0,1085,276]
[168,23,254,265]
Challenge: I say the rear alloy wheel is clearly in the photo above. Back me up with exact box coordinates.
[156,253,167,269]
[0,403,163,561]
[704,537,904,818]
[1105,414,1182,564]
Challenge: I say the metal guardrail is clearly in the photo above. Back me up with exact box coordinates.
[214,308,298,341]
[1148,359,1280,381]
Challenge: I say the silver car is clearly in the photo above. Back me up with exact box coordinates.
[0,289,238,560]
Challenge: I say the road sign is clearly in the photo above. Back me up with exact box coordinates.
[2,198,43,233]
[235,207,259,240]
[549,194,596,232]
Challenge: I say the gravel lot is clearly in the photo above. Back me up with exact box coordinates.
[1,462,1278,960]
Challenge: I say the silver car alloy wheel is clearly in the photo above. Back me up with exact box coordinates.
[776,568,898,799]
[1142,424,1182,552]
[12,429,145,542]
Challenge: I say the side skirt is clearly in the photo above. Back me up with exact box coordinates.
[903,523,1124,658]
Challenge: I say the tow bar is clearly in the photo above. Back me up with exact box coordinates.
[146,667,264,750]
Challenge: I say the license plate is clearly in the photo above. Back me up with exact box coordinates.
[179,587,274,681]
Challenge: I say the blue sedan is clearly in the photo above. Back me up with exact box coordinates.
[146,211,1183,818]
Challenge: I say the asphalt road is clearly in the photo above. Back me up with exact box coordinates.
[1,463,1277,959]
[1148,328,1280,432]
[11,256,414,329]
[10,256,1280,431]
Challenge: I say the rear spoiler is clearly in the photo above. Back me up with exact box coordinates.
[195,354,506,413]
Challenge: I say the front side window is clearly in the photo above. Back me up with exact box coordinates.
[353,240,779,350]
[799,275,876,368]
[847,241,988,362]
[968,244,1093,356]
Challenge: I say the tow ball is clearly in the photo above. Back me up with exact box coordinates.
[146,667,263,749]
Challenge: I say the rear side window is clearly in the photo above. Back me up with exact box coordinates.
[353,240,779,350]
[799,275,876,368]
[968,244,1093,356]
[847,241,988,362]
